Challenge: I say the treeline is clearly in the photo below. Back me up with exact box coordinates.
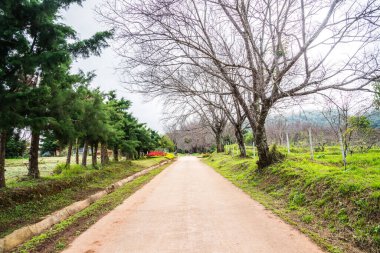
[0,0,170,188]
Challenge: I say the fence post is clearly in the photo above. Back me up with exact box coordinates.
[339,132,347,169]
[286,132,290,154]
[308,128,314,160]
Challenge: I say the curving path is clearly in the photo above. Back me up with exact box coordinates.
[63,156,324,253]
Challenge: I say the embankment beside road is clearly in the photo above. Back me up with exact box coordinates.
[0,157,171,250]
[203,153,380,253]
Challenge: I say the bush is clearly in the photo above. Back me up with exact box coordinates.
[165,153,175,159]
[289,191,306,207]
[52,163,66,175]
[301,214,314,224]
[53,163,86,176]
[147,151,166,157]
[60,164,87,177]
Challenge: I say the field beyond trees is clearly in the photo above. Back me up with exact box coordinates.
[204,146,380,253]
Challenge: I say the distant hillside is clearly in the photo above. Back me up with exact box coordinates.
[268,111,329,126]
[368,111,380,128]
[268,110,380,129]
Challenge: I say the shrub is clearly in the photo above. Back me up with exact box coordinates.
[53,163,86,176]
[301,214,314,224]
[165,153,175,159]
[147,151,166,157]
[60,164,87,177]
[52,163,66,175]
[289,191,306,208]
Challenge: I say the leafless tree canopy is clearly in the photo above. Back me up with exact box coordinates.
[99,0,380,168]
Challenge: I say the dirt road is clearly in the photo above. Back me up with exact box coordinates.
[63,156,324,253]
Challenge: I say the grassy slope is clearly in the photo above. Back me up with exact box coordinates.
[0,157,166,238]
[204,150,380,253]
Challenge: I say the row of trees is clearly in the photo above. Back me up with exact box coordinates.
[0,0,167,188]
[0,0,107,187]
[100,0,380,171]
[165,91,379,159]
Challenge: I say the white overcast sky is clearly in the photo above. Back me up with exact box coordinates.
[61,0,165,133]
[61,0,374,130]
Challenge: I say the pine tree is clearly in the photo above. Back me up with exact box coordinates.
[0,0,111,185]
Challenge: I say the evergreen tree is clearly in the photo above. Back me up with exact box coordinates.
[0,0,111,185]
[5,130,27,158]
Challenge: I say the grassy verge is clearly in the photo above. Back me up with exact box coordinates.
[0,157,167,238]
[203,152,380,253]
[12,163,169,253]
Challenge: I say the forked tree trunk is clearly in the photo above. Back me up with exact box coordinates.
[254,125,271,171]
[82,140,88,166]
[28,130,40,178]
[243,104,273,171]
[66,142,72,166]
[0,131,6,188]
[235,127,247,157]
[113,146,119,162]
[215,132,224,153]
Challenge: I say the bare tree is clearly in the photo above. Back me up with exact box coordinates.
[166,120,215,153]
[100,0,380,170]
[321,91,372,168]
[164,94,228,152]
[219,94,248,157]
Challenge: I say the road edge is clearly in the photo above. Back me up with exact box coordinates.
[201,157,344,253]
[0,159,173,253]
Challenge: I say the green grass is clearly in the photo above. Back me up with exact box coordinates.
[4,156,100,183]
[13,164,168,253]
[4,157,166,188]
[4,156,167,183]
[0,157,168,238]
[205,148,380,253]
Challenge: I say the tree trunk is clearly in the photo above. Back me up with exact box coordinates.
[28,130,40,178]
[136,149,140,159]
[113,146,119,162]
[0,131,6,188]
[286,133,290,154]
[215,132,224,153]
[308,128,314,160]
[339,132,347,170]
[81,140,88,166]
[66,142,72,166]
[235,127,247,157]
[254,124,271,171]
[101,143,108,165]
[75,139,79,164]
[92,142,98,166]
[90,144,93,161]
